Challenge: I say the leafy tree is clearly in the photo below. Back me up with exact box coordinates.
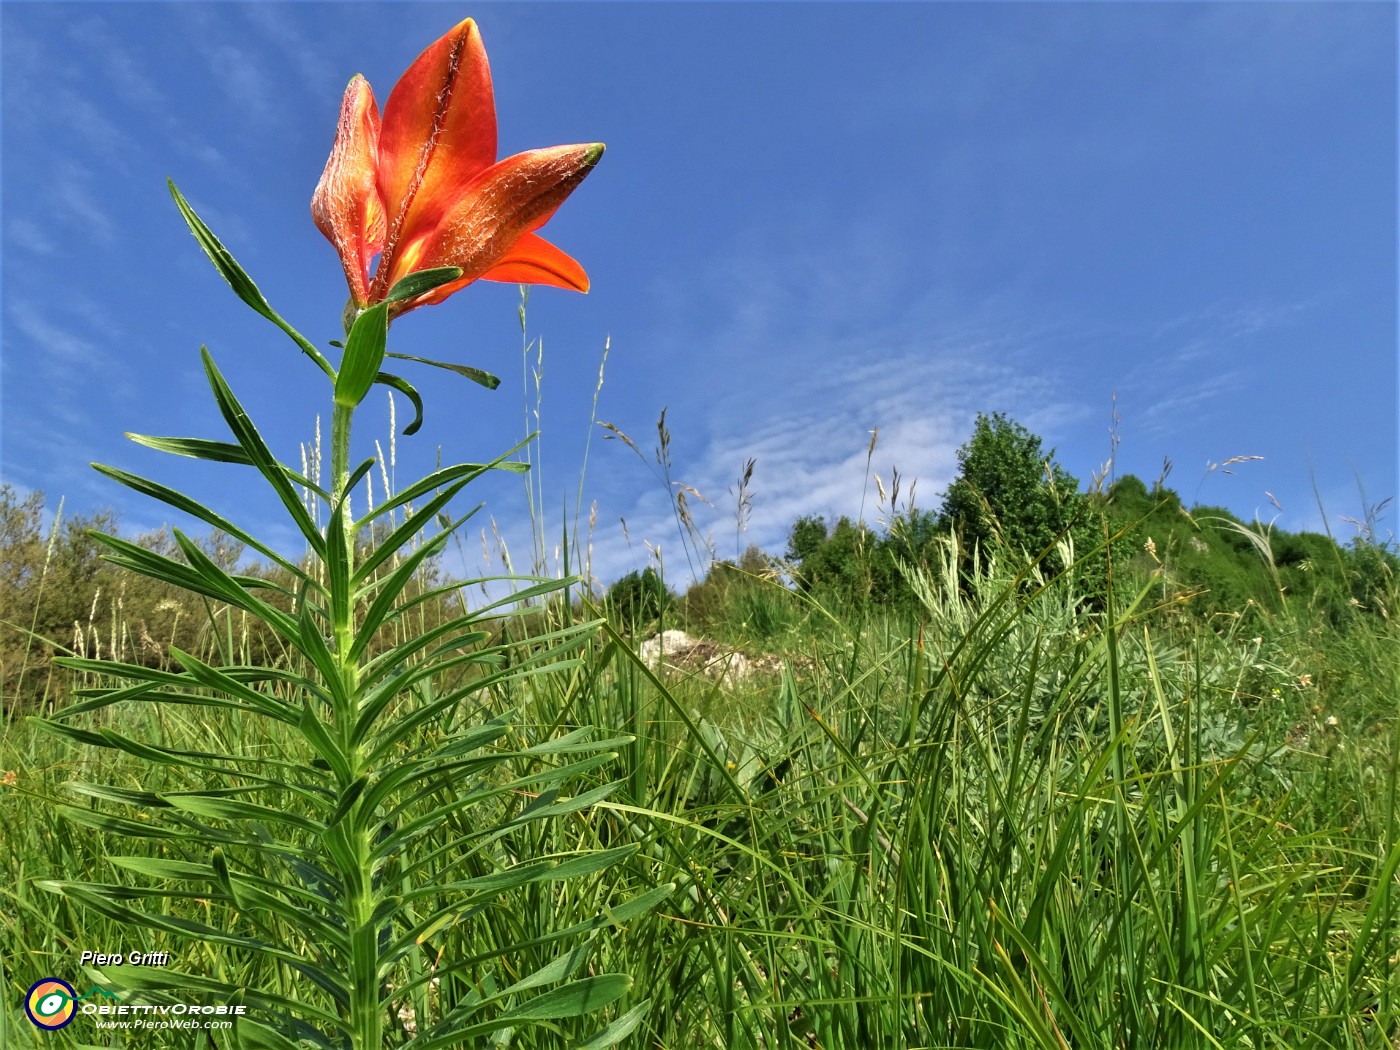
[785,515,870,599]
[786,516,830,576]
[936,412,1094,581]
[1,485,122,709]
[606,566,672,628]
[784,510,941,610]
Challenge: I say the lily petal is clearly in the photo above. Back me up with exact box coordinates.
[377,18,496,267]
[479,233,589,292]
[401,234,588,312]
[378,143,604,304]
[311,75,385,306]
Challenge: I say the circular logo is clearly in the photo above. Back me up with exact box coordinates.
[25,978,77,1030]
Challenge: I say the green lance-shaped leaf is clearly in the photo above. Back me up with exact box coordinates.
[199,851,348,919]
[359,719,511,815]
[163,793,326,835]
[168,180,335,379]
[126,432,252,464]
[92,462,314,584]
[483,945,595,1010]
[65,780,271,812]
[324,774,369,829]
[125,432,331,500]
[60,662,329,726]
[211,846,233,893]
[360,652,573,761]
[108,856,218,882]
[335,301,389,410]
[359,620,489,687]
[226,874,352,960]
[352,476,472,587]
[364,657,582,762]
[230,1017,308,1050]
[344,455,377,497]
[326,496,353,631]
[202,348,327,560]
[88,530,264,614]
[572,1002,651,1050]
[33,720,316,790]
[297,697,353,782]
[384,266,463,304]
[352,438,530,533]
[355,613,590,733]
[398,846,637,908]
[373,372,423,435]
[390,884,674,991]
[52,663,298,724]
[348,527,455,665]
[296,605,349,708]
[53,804,185,841]
[411,976,632,1050]
[383,773,619,870]
[385,350,500,391]
[166,646,300,723]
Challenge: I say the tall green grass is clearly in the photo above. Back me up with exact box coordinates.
[3,492,1396,1048]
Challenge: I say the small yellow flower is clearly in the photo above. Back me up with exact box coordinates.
[0,770,16,788]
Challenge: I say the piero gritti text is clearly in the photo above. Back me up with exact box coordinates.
[79,950,171,967]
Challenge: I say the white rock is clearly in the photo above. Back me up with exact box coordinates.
[638,630,750,687]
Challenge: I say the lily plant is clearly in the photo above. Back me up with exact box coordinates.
[40,18,664,1050]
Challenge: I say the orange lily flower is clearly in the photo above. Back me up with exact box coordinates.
[312,19,603,317]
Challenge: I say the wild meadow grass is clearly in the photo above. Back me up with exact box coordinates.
[3,496,1396,1048]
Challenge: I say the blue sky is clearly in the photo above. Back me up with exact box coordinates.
[2,2,1395,591]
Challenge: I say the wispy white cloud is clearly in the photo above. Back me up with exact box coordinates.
[1189,3,1389,102]
[158,4,287,142]
[6,219,56,257]
[1125,297,1316,438]
[578,210,1092,589]
[8,301,103,365]
[209,43,280,128]
[5,294,136,439]
[66,14,168,113]
[590,341,1072,590]
[60,13,230,174]
[51,163,120,246]
[3,22,130,173]
[585,324,1075,588]
[239,4,338,98]
[1149,298,1316,347]
[1135,371,1244,434]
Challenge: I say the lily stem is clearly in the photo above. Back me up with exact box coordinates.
[329,396,381,1050]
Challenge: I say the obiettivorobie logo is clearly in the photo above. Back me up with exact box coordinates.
[22,975,248,1031]
[24,978,120,1030]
